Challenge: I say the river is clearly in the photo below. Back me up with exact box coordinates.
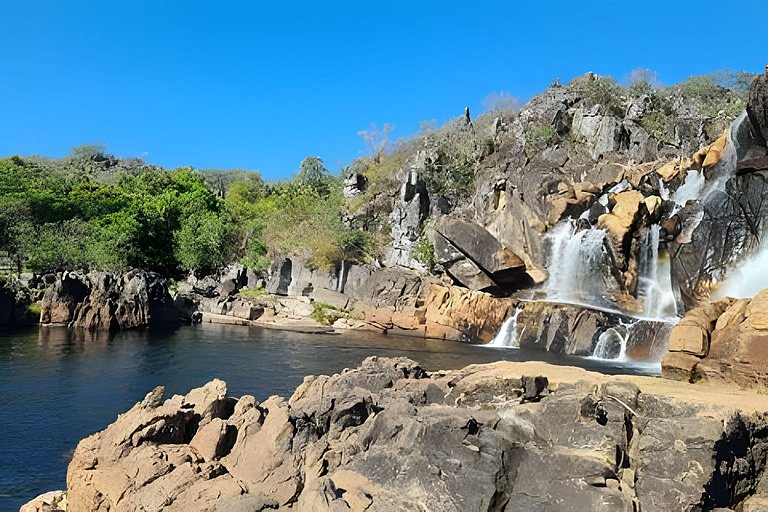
[0,323,657,510]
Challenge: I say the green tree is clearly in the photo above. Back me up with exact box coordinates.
[297,156,332,196]
[175,211,231,275]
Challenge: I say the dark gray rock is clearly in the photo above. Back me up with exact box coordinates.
[0,286,14,325]
[40,270,180,330]
[343,172,367,197]
[748,71,768,147]
[431,217,528,291]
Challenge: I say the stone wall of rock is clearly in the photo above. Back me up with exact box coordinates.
[662,289,768,387]
[40,270,180,330]
[29,357,768,511]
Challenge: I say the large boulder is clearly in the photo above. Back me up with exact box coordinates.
[40,270,180,330]
[670,83,768,310]
[430,217,529,291]
[34,357,768,511]
[0,285,16,326]
[662,289,768,387]
[266,257,339,297]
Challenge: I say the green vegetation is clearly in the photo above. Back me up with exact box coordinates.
[26,302,42,317]
[239,286,268,298]
[0,149,377,277]
[677,74,747,118]
[412,234,436,270]
[310,301,344,326]
[0,70,754,281]
[570,74,625,116]
[526,123,558,156]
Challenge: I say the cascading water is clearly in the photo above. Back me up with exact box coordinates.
[592,327,627,360]
[713,245,768,299]
[670,170,706,213]
[637,225,677,320]
[487,307,523,348]
[544,219,610,304]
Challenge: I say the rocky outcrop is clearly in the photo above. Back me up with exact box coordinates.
[34,357,768,511]
[0,285,15,326]
[20,490,67,512]
[384,157,430,270]
[40,270,180,330]
[343,171,367,197]
[662,289,768,387]
[670,83,768,309]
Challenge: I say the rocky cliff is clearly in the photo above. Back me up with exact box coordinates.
[24,357,768,511]
[40,270,180,330]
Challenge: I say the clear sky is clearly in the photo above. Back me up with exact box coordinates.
[1,1,765,180]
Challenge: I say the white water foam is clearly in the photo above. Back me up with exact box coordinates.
[592,327,628,360]
[671,170,706,214]
[487,307,523,348]
[544,219,609,303]
[713,244,768,299]
[637,225,677,320]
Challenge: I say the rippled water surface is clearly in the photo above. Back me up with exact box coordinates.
[0,323,656,509]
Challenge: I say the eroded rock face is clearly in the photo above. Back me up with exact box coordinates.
[670,83,768,309]
[662,289,768,387]
[40,270,180,330]
[384,159,431,270]
[44,357,768,511]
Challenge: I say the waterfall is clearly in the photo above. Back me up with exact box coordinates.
[544,219,609,303]
[637,225,677,319]
[671,170,706,213]
[487,307,523,348]
[713,244,768,299]
[592,327,627,360]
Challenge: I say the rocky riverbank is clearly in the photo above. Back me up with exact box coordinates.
[22,356,768,511]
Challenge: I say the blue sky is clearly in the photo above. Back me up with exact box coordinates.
[1,1,765,180]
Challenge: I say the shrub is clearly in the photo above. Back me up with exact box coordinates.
[310,301,344,326]
[625,67,660,97]
[639,108,668,140]
[677,75,746,118]
[26,302,42,317]
[413,234,436,270]
[525,123,558,155]
[175,211,232,275]
[570,74,625,116]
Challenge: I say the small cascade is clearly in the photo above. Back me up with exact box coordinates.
[637,225,677,319]
[670,170,706,213]
[544,219,609,303]
[592,327,627,360]
[487,307,523,348]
